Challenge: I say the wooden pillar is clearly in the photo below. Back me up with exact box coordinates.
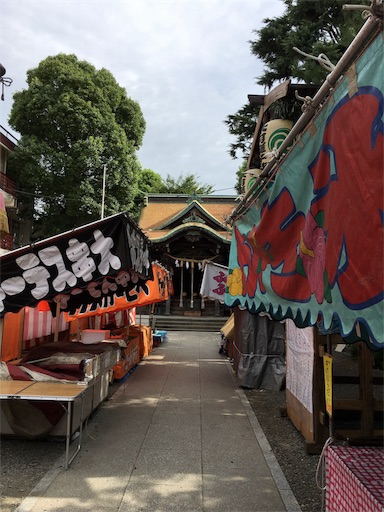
[53,301,61,342]
[358,341,374,438]
[190,262,194,308]
[179,262,184,307]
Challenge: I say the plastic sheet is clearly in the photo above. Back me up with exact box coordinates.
[233,308,286,390]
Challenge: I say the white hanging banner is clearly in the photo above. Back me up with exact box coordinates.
[200,262,228,304]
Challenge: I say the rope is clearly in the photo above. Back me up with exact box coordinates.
[315,436,334,509]
[262,147,280,161]
[295,90,315,112]
[293,46,336,72]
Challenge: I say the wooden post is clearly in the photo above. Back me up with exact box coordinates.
[190,262,194,308]
[358,341,374,438]
[54,301,61,342]
[179,261,184,307]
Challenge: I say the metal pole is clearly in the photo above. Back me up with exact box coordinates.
[101,164,107,220]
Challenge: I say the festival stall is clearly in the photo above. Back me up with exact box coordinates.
[64,260,172,379]
[0,213,161,444]
[225,10,383,511]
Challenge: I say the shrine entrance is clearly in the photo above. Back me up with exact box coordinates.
[138,193,237,317]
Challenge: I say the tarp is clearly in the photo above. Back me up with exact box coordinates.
[0,213,153,317]
[64,262,172,320]
[225,31,383,349]
[232,308,286,390]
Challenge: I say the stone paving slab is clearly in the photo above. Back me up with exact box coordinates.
[16,331,300,512]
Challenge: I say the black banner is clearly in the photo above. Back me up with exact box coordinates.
[0,213,153,316]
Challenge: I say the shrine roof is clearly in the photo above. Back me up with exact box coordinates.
[139,194,237,232]
[144,223,232,243]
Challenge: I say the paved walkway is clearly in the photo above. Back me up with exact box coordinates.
[16,331,301,512]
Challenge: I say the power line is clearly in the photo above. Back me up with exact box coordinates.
[211,186,237,193]
[10,188,79,201]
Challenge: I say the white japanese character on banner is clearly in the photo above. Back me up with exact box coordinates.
[16,253,51,299]
[1,276,26,297]
[38,246,77,292]
[126,225,150,273]
[91,230,121,275]
[66,238,96,282]
[0,276,27,312]
[0,287,5,313]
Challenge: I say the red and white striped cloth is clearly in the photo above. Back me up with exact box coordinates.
[22,307,68,351]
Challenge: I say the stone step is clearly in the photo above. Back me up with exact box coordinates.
[136,315,227,332]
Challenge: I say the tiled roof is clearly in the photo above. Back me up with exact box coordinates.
[145,226,232,242]
[139,195,237,232]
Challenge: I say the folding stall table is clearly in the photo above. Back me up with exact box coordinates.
[0,380,87,469]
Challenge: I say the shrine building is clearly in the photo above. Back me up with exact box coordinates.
[138,193,237,317]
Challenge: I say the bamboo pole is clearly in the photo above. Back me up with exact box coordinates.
[229,15,381,223]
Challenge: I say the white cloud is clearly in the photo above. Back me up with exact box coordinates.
[1,0,285,194]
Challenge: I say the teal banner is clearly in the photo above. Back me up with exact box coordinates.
[226,32,384,349]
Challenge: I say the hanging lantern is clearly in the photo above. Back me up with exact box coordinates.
[38,300,51,312]
[241,168,262,194]
[259,119,293,168]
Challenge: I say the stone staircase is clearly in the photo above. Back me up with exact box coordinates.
[136,314,228,332]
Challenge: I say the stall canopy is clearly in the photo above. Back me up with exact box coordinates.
[225,24,383,349]
[0,213,153,316]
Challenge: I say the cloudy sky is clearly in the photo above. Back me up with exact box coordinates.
[1,0,285,195]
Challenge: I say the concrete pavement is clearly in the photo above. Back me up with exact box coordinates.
[16,331,301,512]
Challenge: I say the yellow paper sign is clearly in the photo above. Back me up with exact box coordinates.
[323,354,333,417]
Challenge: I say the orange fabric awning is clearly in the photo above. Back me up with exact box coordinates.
[64,263,172,321]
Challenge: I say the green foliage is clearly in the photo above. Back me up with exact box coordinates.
[269,98,303,121]
[250,0,366,88]
[224,103,259,160]
[8,53,145,239]
[225,0,366,163]
[131,170,214,220]
[235,160,248,195]
[158,173,214,195]
[137,168,164,194]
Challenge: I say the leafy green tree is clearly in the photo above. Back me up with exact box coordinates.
[224,103,259,160]
[132,170,214,219]
[137,168,164,194]
[225,0,366,161]
[250,0,366,88]
[158,173,214,194]
[8,53,145,239]
[132,168,164,220]
[235,160,248,195]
